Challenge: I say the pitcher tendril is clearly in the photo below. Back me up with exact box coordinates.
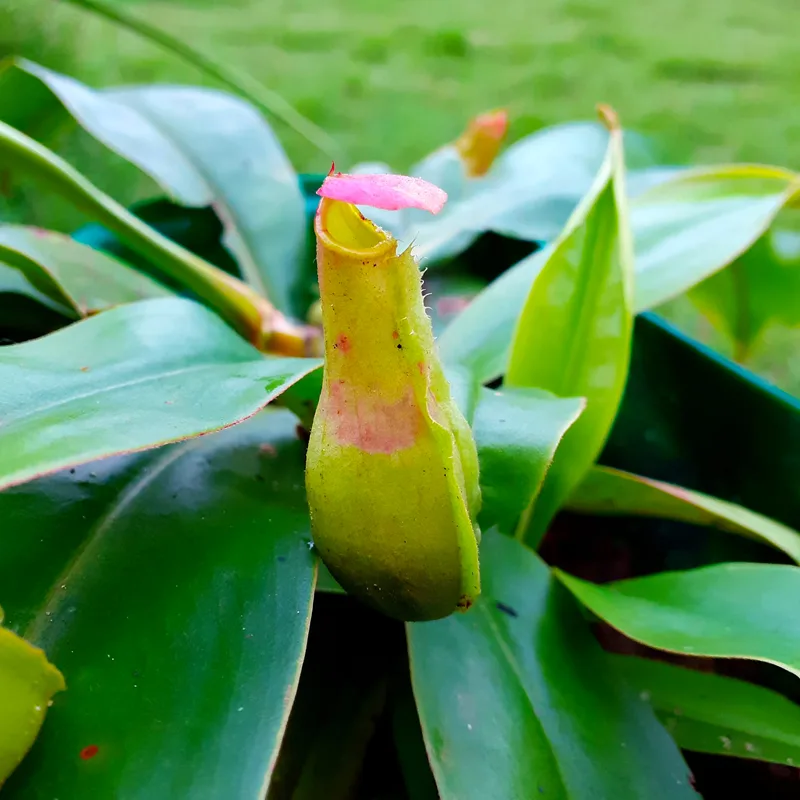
[305,172,481,621]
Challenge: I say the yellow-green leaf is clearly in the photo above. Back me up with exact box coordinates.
[0,625,64,786]
[505,109,633,544]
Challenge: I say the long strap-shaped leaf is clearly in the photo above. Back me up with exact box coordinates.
[0,411,316,798]
[566,465,800,564]
[631,164,800,310]
[0,297,320,491]
[612,655,800,767]
[0,120,311,352]
[472,386,585,535]
[56,0,338,159]
[557,563,800,679]
[408,532,695,800]
[0,224,170,316]
[688,218,800,360]
[504,106,633,545]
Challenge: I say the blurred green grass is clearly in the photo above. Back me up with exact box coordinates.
[1,0,799,392]
[7,0,800,172]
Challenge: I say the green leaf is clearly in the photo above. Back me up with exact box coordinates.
[0,119,272,345]
[111,85,307,311]
[1,59,308,313]
[633,165,800,311]
[567,466,800,564]
[408,532,695,800]
[0,410,316,799]
[556,564,800,678]
[688,212,800,358]
[686,237,777,357]
[611,655,800,767]
[505,114,633,544]
[0,58,202,202]
[411,122,611,263]
[0,263,73,320]
[347,126,655,265]
[439,166,800,383]
[410,146,468,201]
[315,563,345,595]
[0,297,320,491]
[0,224,171,316]
[473,386,585,534]
[402,146,469,241]
[0,626,64,787]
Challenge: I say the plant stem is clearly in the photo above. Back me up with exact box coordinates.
[58,0,339,160]
[0,120,319,354]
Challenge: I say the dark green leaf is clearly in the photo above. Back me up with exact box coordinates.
[612,655,800,767]
[473,387,584,534]
[0,224,170,315]
[567,466,800,564]
[505,116,633,544]
[556,564,800,678]
[408,532,695,800]
[0,410,316,799]
[0,297,320,490]
[0,266,72,320]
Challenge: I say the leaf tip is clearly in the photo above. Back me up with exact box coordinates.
[596,103,621,133]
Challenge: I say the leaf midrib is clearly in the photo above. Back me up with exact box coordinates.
[555,186,619,398]
[23,438,201,642]
[476,602,569,796]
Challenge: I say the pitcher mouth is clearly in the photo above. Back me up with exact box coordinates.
[315,198,397,260]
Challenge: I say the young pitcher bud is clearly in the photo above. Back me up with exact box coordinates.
[454,109,508,177]
[305,172,481,621]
